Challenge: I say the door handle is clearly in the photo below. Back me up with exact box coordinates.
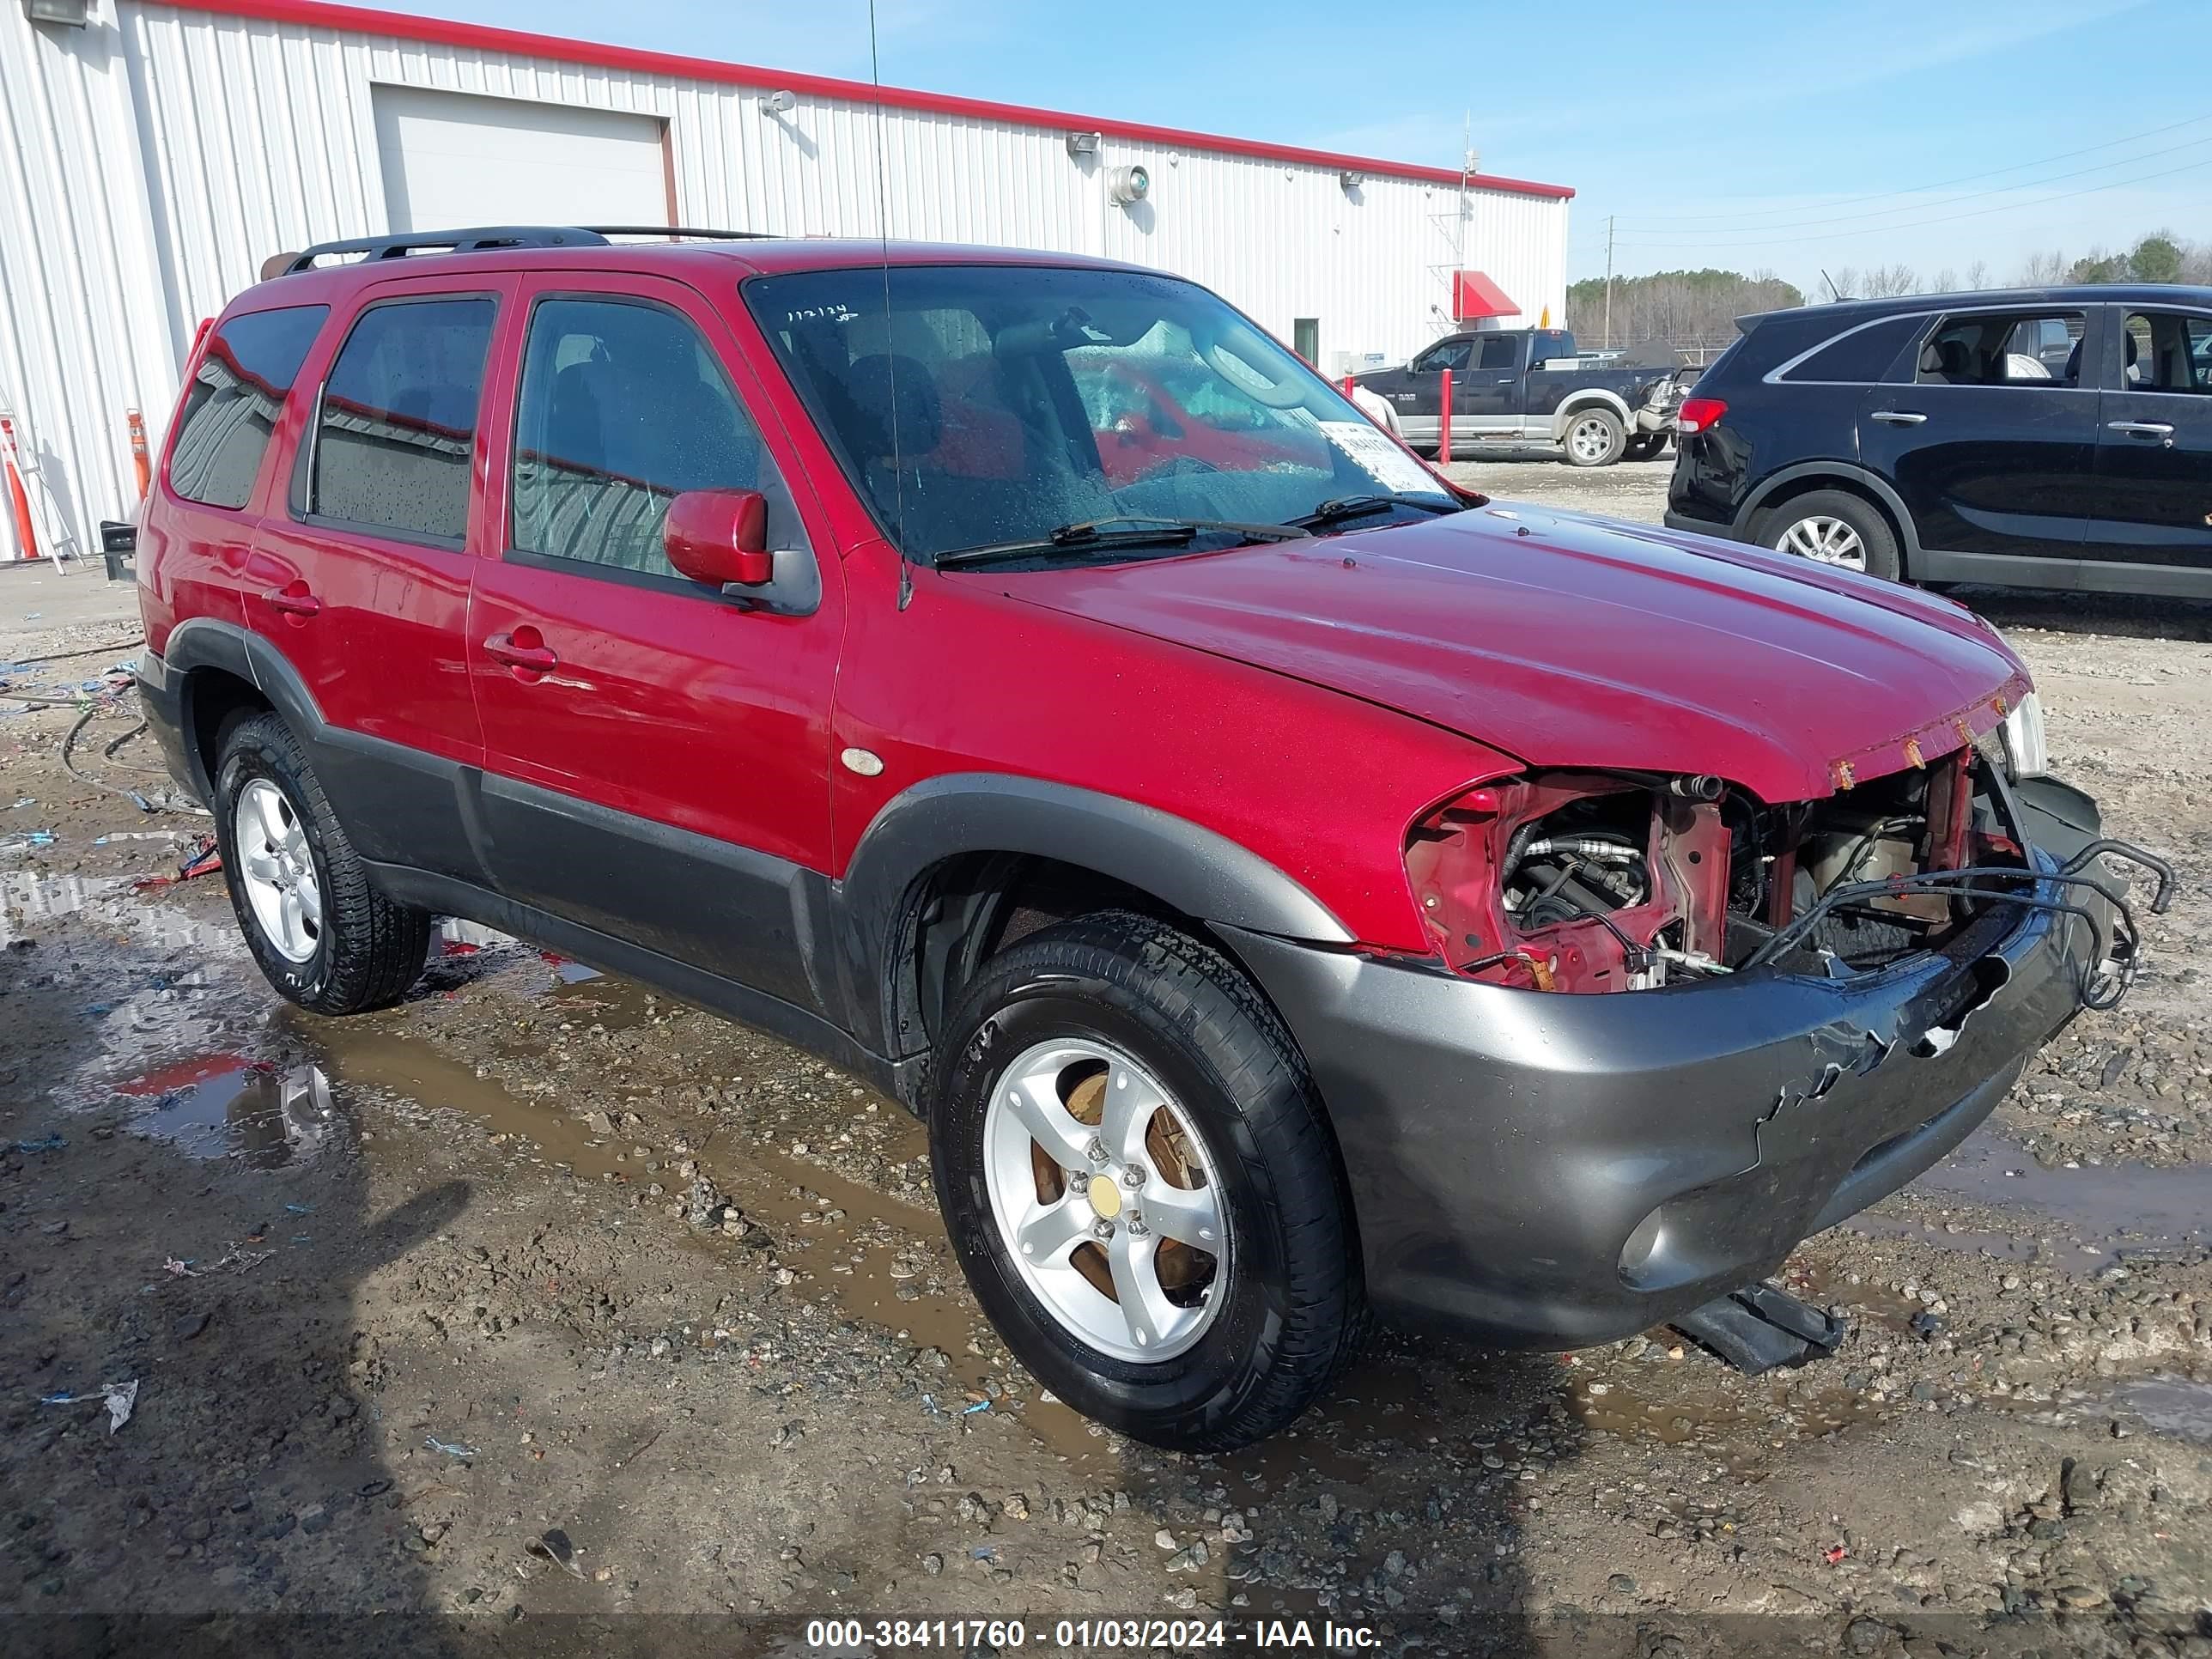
[261,586,319,617]
[1869,410,1928,426]
[2107,420,2176,439]
[482,633,558,672]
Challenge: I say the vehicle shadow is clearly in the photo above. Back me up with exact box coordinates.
[1954,583,2212,643]
[1118,1332,1570,1651]
[0,934,476,1658]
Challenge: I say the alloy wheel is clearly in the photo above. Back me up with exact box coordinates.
[982,1037,1227,1363]
[1776,514,1867,570]
[1568,416,1613,463]
[234,777,324,963]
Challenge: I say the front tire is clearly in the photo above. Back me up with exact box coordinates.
[929,913,1364,1451]
[214,712,431,1015]
[1754,488,1902,581]
[1562,407,1627,467]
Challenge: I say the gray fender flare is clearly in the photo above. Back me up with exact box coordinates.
[160,617,331,798]
[1551,391,1633,442]
[1736,460,1923,562]
[834,772,1353,1054]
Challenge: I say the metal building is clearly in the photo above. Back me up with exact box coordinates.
[1,0,1572,558]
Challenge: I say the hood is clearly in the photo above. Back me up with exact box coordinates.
[998,503,2030,805]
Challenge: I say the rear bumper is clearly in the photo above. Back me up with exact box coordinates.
[1662,506,1745,539]
[1222,780,2122,1348]
[133,646,204,806]
[1635,404,1678,435]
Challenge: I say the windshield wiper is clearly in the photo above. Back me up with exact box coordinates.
[1288,492,1463,530]
[935,515,1310,569]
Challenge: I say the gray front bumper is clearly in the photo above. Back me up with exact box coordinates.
[1220,781,2118,1348]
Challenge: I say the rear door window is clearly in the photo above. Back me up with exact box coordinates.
[167,306,328,509]
[307,297,496,544]
[1916,311,2086,386]
[1475,336,1519,372]
[2120,311,2212,393]
[1778,314,1923,385]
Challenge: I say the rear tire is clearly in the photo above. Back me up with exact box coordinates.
[1562,407,1627,467]
[1754,488,1902,581]
[928,912,1364,1451]
[214,712,431,1015]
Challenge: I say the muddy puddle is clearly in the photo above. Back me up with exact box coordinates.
[1901,1131,2212,1261]
[2109,1375,2212,1443]
[113,1054,337,1168]
[1,870,235,953]
[113,1013,1119,1464]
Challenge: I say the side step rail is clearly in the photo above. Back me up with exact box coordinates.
[1670,1281,1847,1374]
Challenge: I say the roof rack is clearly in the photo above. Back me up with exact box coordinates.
[584,225,779,241]
[273,224,781,276]
[279,226,609,274]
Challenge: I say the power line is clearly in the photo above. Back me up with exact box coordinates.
[1608,109,2212,228]
[1600,155,2212,252]
[1607,131,2212,238]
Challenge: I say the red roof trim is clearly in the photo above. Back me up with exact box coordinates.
[139,0,1575,200]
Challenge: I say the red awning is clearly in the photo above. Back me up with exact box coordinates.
[1451,270,1519,321]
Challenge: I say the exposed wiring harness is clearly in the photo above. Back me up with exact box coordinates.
[1741,842,2175,1011]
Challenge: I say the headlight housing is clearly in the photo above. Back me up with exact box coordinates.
[2000,690,2049,780]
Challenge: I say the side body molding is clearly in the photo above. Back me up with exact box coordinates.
[834,772,1355,1056]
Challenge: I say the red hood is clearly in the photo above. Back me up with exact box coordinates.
[997,502,2030,805]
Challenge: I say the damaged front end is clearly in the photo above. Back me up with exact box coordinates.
[1404,743,2166,1012]
[1218,732,2173,1351]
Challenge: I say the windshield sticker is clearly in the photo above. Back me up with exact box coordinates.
[1318,421,1443,497]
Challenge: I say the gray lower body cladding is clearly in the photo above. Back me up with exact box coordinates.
[1219,793,2110,1348]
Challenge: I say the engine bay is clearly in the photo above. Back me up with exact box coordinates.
[1404,749,2032,994]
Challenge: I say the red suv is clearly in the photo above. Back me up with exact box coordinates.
[136,227,2163,1450]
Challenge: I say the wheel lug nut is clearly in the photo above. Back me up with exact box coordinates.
[1086,1138,1108,1164]
[1125,1215,1148,1237]
[1091,1218,1115,1241]
[1121,1165,1146,1188]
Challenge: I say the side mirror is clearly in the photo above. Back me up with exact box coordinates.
[664,489,772,587]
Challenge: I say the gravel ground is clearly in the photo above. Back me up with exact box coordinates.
[4,490,2212,1658]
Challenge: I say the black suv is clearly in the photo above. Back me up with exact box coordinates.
[1665,285,2212,597]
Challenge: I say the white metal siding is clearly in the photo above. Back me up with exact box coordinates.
[1,0,1569,558]
[372,85,672,232]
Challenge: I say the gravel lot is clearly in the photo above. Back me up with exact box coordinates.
[4,481,2211,1656]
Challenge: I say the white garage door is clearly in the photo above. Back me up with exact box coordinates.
[373,85,671,233]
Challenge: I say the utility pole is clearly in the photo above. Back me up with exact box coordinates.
[1602,216,1615,349]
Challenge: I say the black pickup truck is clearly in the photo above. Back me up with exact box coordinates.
[1354,328,1684,466]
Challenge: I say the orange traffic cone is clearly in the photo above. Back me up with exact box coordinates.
[0,415,38,563]
[127,408,151,501]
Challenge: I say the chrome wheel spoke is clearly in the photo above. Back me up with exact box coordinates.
[1012,1194,1090,1267]
[251,784,291,850]
[1105,1231,1178,1352]
[242,849,283,886]
[296,872,323,929]
[1003,1071,1093,1170]
[1139,1180,1221,1250]
[1097,1065,1168,1166]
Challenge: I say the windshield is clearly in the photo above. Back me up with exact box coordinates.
[744,264,1450,563]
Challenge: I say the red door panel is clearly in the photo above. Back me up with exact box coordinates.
[465,272,842,1006]
[240,275,512,881]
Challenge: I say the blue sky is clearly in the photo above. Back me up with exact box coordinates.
[386,0,2209,291]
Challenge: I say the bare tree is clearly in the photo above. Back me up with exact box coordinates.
[1931,267,1959,294]
[1863,263,1922,297]
[1965,259,1991,290]
[1826,266,1862,301]
[1563,269,1805,352]
[2015,249,2068,286]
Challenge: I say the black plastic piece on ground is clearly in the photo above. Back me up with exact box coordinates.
[1669,1281,1847,1374]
